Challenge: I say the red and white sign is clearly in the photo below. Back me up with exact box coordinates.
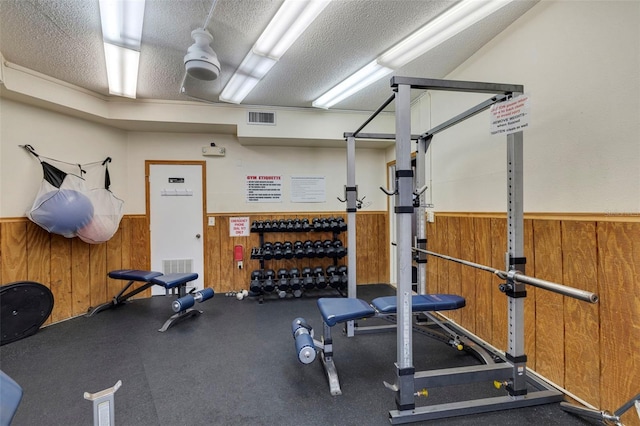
[229,216,250,237]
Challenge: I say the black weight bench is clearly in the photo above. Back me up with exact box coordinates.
[292,294,466,395]
[87,269,214,332]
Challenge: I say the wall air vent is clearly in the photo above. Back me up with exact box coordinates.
[247,111,276,126]
[162,258,193,274]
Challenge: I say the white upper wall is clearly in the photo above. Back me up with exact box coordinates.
[0,99,129,217]
[125,131,387,214]
[411,0,640,213]
[0,98,389,217]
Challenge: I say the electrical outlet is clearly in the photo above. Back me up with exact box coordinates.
[208,217,215,226]
[427,211,435,223]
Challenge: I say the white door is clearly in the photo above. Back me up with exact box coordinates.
[148,163,205,295]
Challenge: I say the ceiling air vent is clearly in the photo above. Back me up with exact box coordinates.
[247,111,276,126]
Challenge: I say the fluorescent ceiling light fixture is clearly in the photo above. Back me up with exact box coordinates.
[220,0,331,104]
[312,61,393,109]
[99,0,146,98]
[103,43,140,98]
[313,0,512,109]
[220,52,277,103]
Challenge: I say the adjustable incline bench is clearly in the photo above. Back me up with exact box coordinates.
[86,269,214,332]
[292,294,466,395]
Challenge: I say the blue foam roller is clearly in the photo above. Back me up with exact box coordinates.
[294,331,316,364]
[195,287,214,302]
[291,317,308,336]
[172,294,195,312]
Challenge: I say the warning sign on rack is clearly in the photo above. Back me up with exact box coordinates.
[490,94,531,136]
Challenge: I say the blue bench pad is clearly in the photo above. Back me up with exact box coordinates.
[318,298,376,327]
[107,270,198,289]
[150,273,199,289]
[108,269,163,281]
[372,294,466,314]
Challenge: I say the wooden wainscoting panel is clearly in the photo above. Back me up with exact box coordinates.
[532,219,565,387]
[1,221,28,283]
[89,242,107,309]
[26,223,51,324]
[358,213,379,284]
[562,221,600,406]
[205,215,222,292]
[106,226,123,299]
[434,216,449,295]
[523,219,537,369]
[130,217,149,270]
[120,218,132,269]
[447,216,462,324]
[26,222,50,284]
[473,217,492,342]
[597,221,640,422]
[490,218,508,351]
[71,238,91,316]
[458,216,476,333]
[356,213,383,284]
[50,234,72,322]
[426,220,438,295]
[375,213,389,283]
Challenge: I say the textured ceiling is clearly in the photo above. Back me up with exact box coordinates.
[0,0,538,112]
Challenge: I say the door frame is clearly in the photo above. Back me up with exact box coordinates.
[145,160,208,287]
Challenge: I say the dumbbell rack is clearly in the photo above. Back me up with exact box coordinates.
[249,217,348,303]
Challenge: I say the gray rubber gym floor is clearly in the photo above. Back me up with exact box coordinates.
[1,284,597,426]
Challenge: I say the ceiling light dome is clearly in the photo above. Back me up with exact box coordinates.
[184,28,220,81]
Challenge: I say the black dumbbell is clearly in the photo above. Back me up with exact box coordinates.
[293,219,302,231]
[321,217,331,231]
[326,266,340,289]
[277,268,290,292]
[286,219,294,230]
[294,241,305,259]
[338,265,348,290]
[329,217,339,232]
[277,219,287,231]
[273,242,284,260]
[314,266,327,289]
[313,240,325,258]
[263,220,272,232]
[301,218,310,231]
[250,270,263,293]
[333,240,346,258]
[302,267,315,290]
[263,269,276,293]
[304,240,316,258]
[283,241,294,259]
[336,217,347,232]
[251,221,258,232]
[312,218,322,231]
[323,239,335,258]
[289,268,302,291]
[262,242,273,260]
